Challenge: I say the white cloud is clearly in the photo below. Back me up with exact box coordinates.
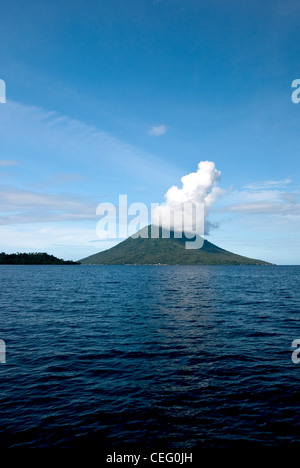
[31,172,87,189]
[215,181,300,217]
[0,101,180,187]
[0,101,184,257]
[152,161,225,235]
[149,124,167,136]
[244,178,292,190]
[0,160,20,167]
[0,186,96,224]
[0,224,117,261]
[228,202,300,215]
[205,178,300,265]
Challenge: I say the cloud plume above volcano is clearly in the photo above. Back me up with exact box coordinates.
[152,161,224,235]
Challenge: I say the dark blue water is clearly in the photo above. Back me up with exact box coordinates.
[0,265,300,449]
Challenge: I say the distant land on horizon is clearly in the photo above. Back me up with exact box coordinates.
[0,252,79,265]
[80,225,273,265]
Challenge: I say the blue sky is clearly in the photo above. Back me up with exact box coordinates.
[0,0,300,264]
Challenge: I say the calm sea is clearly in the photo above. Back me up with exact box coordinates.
[0,265,300,449]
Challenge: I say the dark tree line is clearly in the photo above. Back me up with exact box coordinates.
[0,252,79,265]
